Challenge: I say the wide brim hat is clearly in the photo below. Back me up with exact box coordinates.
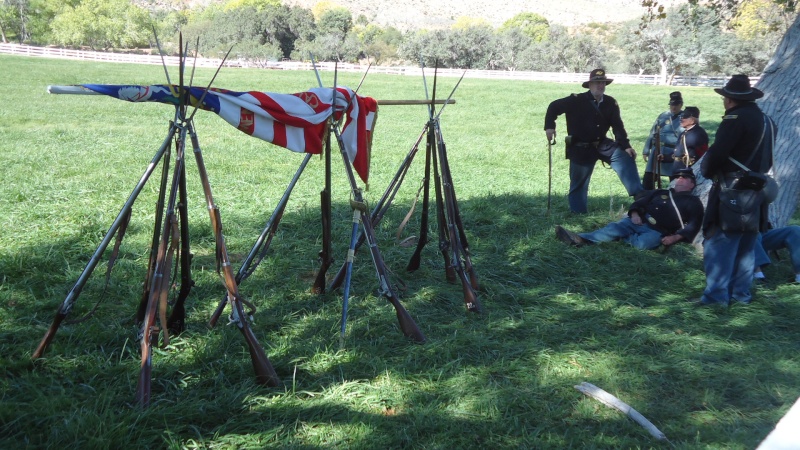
[714,74,764,101]
[582,69,613,88]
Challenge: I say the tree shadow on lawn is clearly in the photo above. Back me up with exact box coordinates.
[4,192,800,448]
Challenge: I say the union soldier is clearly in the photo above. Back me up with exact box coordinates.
[671,106,709,172]
[642,91,684,189]
[694,74,775,307]
[544,69,643,214]
[555,168,703,250]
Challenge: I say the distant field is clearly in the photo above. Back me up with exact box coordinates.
[2,54,796,449]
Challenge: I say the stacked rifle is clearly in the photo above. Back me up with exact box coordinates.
[31,44,480,405]
[33,37,280,407]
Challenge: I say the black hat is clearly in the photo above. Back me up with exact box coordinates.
[681,106,700,119]
[714,74,764,101]
[670,168,696,181]
[669,91,683,105]
[582,69,613,88]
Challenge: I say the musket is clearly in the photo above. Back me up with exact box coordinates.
[188,122,280,386]
[136,121,187,407]
[330,123,428,290]
[333,126,426,343]
[208,152,312,328]
[547,134,555,213]
[653,123,662,189]
[309,59,425,342]
[167,156,195,334]
[433,121,481,312]
[32,124,176,359]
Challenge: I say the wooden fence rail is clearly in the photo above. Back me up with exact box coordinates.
[0,43,755,87]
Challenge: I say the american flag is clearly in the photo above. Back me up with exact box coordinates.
[80,84,378,183]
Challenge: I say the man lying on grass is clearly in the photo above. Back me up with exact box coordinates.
[555,168,704,250]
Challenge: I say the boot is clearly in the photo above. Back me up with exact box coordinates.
[642,172,655,190]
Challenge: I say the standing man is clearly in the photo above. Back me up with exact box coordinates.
[671,106,709,173]
[642,91,684,189]
[544,69,643,214]
[696,74,775,307]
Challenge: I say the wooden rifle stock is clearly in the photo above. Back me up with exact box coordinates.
[189,124,280,387]
[359,207,425,343]
[209,153,310,327]
[437,126,479,292]
[434,123,481,312]
[312,187,333,293]
[430,126,458,284]
[33,126,175,359]
[32,310,66,359]
[167,161,194,334]
[137,125,187,406]
[330,125,427,290]
[312,131,334,294]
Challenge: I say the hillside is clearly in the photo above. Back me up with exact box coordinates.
[282,0,685,30]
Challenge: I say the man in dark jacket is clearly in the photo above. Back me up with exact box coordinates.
[696,74,775,307]
[555,168,703,250]
[544,69,643,213]
[670,106,709,172]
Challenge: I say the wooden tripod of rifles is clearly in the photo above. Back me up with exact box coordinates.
[230,69,481,347]
[31,104,281,407]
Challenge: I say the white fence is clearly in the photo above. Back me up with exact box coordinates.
[0,43,749,87]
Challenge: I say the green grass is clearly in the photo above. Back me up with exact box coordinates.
[1,54,799,449]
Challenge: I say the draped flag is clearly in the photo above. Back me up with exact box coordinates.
[79,84,378,183]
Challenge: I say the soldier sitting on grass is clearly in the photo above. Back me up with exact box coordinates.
[555,168,704,250]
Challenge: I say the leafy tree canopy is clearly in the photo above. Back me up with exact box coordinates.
[499,12,550,42]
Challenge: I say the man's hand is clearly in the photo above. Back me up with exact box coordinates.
[661,234,683,247]
[545,128,556,142]
[643,153,649,163]
[630,211,643,225]
[625,147,637,160]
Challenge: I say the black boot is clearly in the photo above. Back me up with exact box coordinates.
[642,172,655,190]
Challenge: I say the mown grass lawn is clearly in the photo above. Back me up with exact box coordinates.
[1,54,798,449]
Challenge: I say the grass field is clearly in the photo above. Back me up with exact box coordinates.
[1,54,799,449]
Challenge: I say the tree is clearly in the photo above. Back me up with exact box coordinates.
[757,17,800,227]
[50,0,150,50]
[499,12,550,42]
[517,25,606,72]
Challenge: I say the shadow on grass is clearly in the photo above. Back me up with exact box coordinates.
[2,190,800,448]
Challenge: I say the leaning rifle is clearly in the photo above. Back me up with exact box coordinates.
[208,153,312,327]
[547,134,555,213]
[653,123,662,189]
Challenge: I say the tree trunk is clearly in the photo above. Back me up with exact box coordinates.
[756,16,800,228]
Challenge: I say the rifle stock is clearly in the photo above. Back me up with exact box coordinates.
[312,131,334,294]
[167,162,194,335]
[32,311,66,359]
[189,123,280,387]
[435,123,481,312]
[360,209,425,343]
[312,187,332,293]
[32,128,174,359]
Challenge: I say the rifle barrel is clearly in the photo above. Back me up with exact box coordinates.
[377,99,455,106]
